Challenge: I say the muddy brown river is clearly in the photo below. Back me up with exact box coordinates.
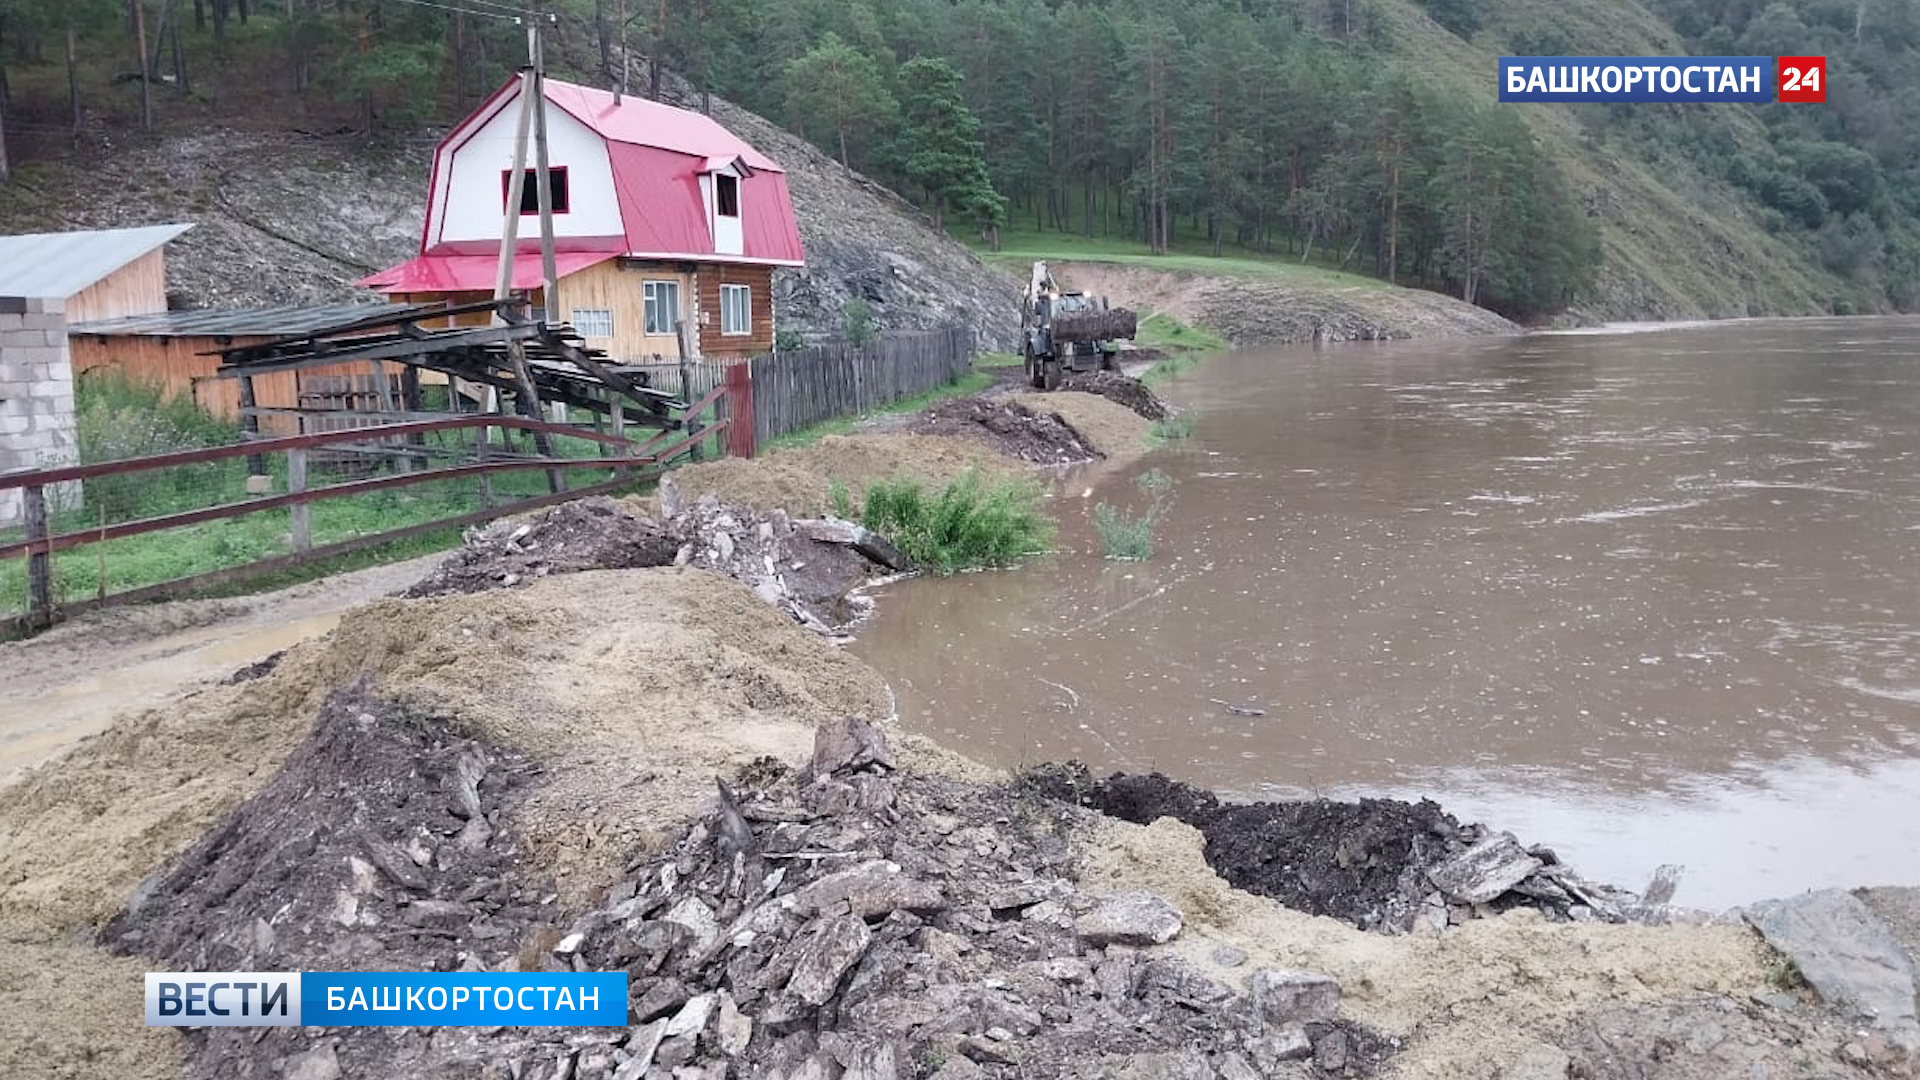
[855,317,1920,908]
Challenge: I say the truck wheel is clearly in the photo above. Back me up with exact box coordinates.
[1099,350,1118,372]
[1042,358,1064,391]
[1027,348,1046,389]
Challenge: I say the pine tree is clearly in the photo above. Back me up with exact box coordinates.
[895,55,1004,236]
[783,32,896,169]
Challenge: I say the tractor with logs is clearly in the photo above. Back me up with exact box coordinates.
[1020,261,1139,390]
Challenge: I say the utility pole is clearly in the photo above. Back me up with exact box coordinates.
[487,16,560,491]
[530,15,561,321]
[133,0,153,131]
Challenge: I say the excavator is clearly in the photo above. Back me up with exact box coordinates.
[1020,261,1139,390]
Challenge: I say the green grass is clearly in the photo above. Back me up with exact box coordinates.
[974,224,1390,292]
[763,370,995,452]
[831,470,1054,573]
[1092,502,1158,561]
[976,351,1025,369]
[1147,414,1197,446]
[1136,314,1228,353]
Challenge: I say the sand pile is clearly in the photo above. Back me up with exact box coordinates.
[1022,390,1153,459]
[661,433,1021,516]
[1074,815,1804,1080]
[0,568,893,942]
[1058,372,1169,420]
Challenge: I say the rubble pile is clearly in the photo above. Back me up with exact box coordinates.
[1025,767,1694,933]
[1057,373,1169,421]
[406,494,907,635]
[104,690,1390,1080]
[406,498,680,597]
[906,398,1101,465]
[502,717,1390,1080]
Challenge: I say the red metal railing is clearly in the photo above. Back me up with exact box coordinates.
[3,408,727,631]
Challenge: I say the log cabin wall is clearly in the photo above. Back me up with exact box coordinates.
[696,263,775,357]
[64,250,170,324]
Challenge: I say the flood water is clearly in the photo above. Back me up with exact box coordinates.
[853,317,1920,909]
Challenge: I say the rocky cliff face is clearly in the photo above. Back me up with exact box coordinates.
[0,103,1019,350]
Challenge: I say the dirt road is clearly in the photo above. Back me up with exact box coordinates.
[0,554,438,783]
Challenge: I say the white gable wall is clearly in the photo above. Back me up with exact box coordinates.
[434,89,624,247]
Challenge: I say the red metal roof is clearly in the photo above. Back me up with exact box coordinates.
[382,76,804,287]
[356,251,619,294]
[541,81,783,174]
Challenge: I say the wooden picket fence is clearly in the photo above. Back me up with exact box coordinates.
[745,327,973,448]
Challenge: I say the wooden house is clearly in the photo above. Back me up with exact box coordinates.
[360,77,805,361]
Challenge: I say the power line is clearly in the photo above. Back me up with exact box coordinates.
[376,0,531,23]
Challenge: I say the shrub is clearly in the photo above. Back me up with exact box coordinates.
[1149,414,1195,442]
[73,370,243,520]
[776,329,806,352]
[1092,502,1156,560]
[845,298,876,346]
[839,470,1053,572]
[1134,468,1175,496]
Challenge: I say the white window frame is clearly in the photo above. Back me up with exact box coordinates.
[571,308,613,338]
[643,280,680,336]
[720,284,751,336]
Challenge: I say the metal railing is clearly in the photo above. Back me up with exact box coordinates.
[2,384,728,631]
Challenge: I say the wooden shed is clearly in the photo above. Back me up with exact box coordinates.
[65,303,407,435]
[0,223,192,323]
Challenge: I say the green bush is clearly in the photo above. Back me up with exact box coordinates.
[1149,414,1196,442]
[72,370,243,521]
[1134,468,1175,496]
[1092,502,1157,560]
[845,298,876,346]
[837,470,1053,572]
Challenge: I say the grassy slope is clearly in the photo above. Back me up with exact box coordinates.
[973,0,1848,324]
[1374,0,1840,320]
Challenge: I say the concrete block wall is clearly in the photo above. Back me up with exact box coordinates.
[0,297,80,530]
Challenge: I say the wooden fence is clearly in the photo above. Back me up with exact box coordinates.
[745,327,973,448]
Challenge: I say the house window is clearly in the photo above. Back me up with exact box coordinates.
[716,173,740,218]
[500,166,570,215]
[644,280,681,335]
[720,284,751,336]
[571,308,613,337]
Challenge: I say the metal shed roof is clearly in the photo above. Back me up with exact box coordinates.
[68,301,394,339]
[0,223,194,300]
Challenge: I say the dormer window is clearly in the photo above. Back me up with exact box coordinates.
[501,167,570,215]
[716,173,739,218]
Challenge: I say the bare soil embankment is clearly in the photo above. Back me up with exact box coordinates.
[663,389,1152,516]
[1054,262,1519,345]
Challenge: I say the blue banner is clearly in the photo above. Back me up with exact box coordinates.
[300,972,628,1027]
[1500,56,1773,102]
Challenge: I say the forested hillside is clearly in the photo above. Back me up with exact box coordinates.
[0,0,1913,321]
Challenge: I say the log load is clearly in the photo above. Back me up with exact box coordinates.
[1050,307,1138,343]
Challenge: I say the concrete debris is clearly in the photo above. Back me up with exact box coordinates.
[407,495,899,636]
[1427,833,1543,905]
[810,717,896,778]
[281,1043,342,1080]
[1744,890,1920,1050]
[787,915,874,1005]
[1249,969,1342,1027]
[1074,892,1185,946]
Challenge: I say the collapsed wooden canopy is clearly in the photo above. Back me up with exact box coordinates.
[214,299,681,426]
